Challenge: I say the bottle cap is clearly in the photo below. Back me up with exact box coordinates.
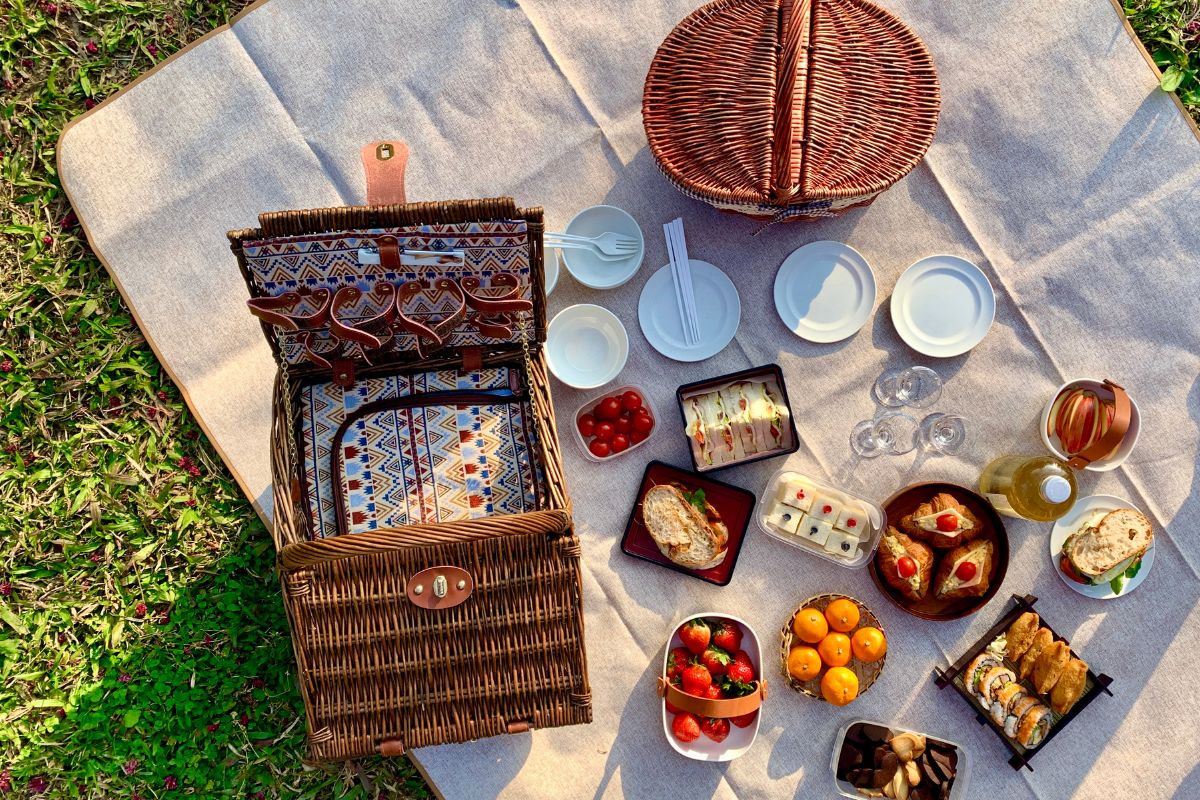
[1040,475,1072,504]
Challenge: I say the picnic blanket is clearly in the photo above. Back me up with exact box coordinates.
[58,0,1200,797]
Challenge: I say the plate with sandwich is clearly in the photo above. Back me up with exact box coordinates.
[677,364,799,473]
[621,461,756,585]
[1050,495,1154,599]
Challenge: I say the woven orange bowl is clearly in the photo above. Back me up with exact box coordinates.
[643,0,941,224]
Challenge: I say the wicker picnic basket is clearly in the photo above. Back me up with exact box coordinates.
[227,196,591,762]
[643,0,941,223]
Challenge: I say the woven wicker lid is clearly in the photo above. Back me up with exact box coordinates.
[643,0,940,220]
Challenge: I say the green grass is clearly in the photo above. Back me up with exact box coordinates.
[0,1,1194,798]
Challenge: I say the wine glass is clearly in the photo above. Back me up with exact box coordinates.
[850,412,919,457]
[872,366,943,409]
[919,412,968,455]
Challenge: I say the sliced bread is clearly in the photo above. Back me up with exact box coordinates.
[643,485,724,568]
[1064,508,1153,581]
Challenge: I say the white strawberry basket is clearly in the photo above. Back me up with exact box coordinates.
[657,612,766,762]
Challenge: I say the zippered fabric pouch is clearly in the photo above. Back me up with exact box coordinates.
[299,366,544,538]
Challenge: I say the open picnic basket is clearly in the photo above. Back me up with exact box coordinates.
[643,0,941,224]
[227,187,592,762]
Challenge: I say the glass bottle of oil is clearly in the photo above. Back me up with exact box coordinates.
[978,455,1077,521]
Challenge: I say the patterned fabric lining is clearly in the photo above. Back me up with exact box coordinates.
[243,221,534,364]
[299,367,543,539]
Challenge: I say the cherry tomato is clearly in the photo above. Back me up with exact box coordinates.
[621,390,643,412]
[955,560,978,581]
[633,411,654,431]
[593,421,615,442]
[614,412,632,434]
[935,513,958,532]
[611,433,630,453]
[630,429,649,444]
[577,413,596,437]
[588,439,611,458]
[595,397,622,420]
[897,556,917,579]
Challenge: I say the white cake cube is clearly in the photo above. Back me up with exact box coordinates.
[777,478,815,512]
[799,518,833,547]
[765,502,804,534]
[824,530,860,559]
[809,495,841,523]
[835,505,867,537]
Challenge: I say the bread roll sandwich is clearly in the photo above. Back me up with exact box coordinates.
[933,539,993,599]
[900,492,982,550]
[642,483,729,569]
[1059,508,1153,594]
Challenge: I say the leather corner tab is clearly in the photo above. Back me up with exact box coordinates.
[378,738,405,757]
[506,720,531,734]
[362,141,409,205]
[461,346,483,373]
[331,359,355,389]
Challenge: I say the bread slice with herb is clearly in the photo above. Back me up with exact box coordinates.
[642,483,728,569]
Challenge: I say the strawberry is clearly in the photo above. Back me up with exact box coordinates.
[679,618,711,655]
[681,663,713,696]
[726,658,754,684]
[699,716,730,743]
[671,712,701,743]
[710,619,742,653]
[703,684,724,700]
[732,648,752,666]
[666,646,690,679]
[700,645,732,676]
[729,710,757,729]
[665,697,683,714]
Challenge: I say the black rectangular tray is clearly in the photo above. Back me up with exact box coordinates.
[932,594,1113,771]
[675,363,800,474]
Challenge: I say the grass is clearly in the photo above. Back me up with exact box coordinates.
[0,1,1195,798]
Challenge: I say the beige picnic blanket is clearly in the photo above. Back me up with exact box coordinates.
[58,0,1200,797]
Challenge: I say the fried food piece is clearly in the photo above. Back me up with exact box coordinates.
[1050,658,1089,714]
[1018,628,1054,680]
[901,493,983,549]
[1032,640,1071,695]
[933,539,993,600]
[876,527,935,601]
[1005,612,1040,662]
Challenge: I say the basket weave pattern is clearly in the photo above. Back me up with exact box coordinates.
[643,0,940,222]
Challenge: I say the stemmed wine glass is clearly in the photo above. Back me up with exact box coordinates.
[850,412,920,458]
[873,366,943,409]
[919,412,968,456]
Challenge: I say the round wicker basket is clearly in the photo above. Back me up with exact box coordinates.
[779,593,886,701]
[643,0,940,224]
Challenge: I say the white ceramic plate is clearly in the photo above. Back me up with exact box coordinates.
[546,304,628,389]
[1049,494,1154,599]
[638,259,740,362]
[774,241,877,343]
[661,612,762,762]
[891,255,995,357]
[559,205,645,289]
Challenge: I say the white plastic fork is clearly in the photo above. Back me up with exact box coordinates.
[545,231,639,259]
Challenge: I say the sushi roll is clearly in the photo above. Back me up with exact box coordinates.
[963,653,1001,698]
[979,666,1016,705]
[1015,703,1053,749]
[990,682,1027,725]
[1004,695,1041,739]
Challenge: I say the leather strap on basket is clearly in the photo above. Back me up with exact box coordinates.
[393,278,467,359]
[656,676,767,719]
[247,288,331,330]
[362,141,409,205]
[1066,380,1132,469]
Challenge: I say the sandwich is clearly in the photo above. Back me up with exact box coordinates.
[745,380,789,452]
[1050,658,1088,714]
[642,482,729,569]
[875,527,934,601]
[1004,612,1040,661]
[900,492,982,549]
[683,381,790,468]
[933,539,993,600]
[1059,508,1153,594]
[1032,640,1071,695]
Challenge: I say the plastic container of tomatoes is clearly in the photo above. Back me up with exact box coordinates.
[572,384,657,461]
[658,612,766,762]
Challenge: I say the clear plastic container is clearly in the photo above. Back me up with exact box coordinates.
[755,468,884,568]
[831,719,971,800]
[571,384,658,462]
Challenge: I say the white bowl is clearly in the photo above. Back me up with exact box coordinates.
[545,251,560,296]
[559,205,645,289]
[661,612,762,762]
[546,304,629,389]
[1040,378,1140,471]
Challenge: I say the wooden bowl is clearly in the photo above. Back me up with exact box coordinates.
[869,482,1009,620]
[779,594,886,701]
